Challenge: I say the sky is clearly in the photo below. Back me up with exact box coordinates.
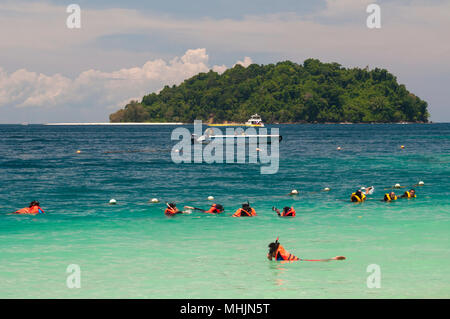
[0,0,449,123]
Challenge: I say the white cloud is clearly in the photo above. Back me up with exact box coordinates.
[0,48,250,114]
[234,57,253,68]
[212,64,227,74]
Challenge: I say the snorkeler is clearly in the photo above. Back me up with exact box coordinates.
[350,189,366,202]
[232,202,257,217]
[164,202,185,216]
[204,204,224,214]
[272,206,296,217]
[12,201,45,215]
[183,203,224,214]
[401,189,416,198]
[267,238,346,262]
[384,191,398,201]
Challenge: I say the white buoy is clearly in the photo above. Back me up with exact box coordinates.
[418,181,424,186]
[289,189,299,195]
[208,196,214,200]
[337,146,342,151]
[394,183,401,188]
[109,199,117,205]
[323,187,330,192]
[150,198,159,203]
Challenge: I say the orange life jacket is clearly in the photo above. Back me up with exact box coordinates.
[30,206,44,214]
[271,244,299,261]
[205,204,222,214]
[281,207,296,217]
[164,207,179,216]
[14,206,44,215]
[232,207,256,217]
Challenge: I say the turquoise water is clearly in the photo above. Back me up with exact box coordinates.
[0,124,449,298]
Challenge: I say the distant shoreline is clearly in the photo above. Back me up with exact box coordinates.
[1,121,442,125]
[44,122,185,125]
[44,121,431,126]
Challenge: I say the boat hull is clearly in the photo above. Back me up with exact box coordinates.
[208,123,264,127]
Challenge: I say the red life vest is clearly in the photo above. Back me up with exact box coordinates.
[30,206,44,214]
[164,207,179,216]
[281,207,296,217]
[232,207,256,217]
[14,206,44,215]
[205,204,222,214]
[270,244,299,261]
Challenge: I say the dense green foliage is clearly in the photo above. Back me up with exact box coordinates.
[110,59,429,123]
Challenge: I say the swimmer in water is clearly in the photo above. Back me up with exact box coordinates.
[12,201,45,215]
[267,238,346,262]
[272,206,296,217]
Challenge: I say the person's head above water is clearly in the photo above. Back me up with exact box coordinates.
[29,201,40,208]
[267,240,280,260]
[168,202,176,208]
[389,191,396,197]
[409,189,415,196]
[283,207,290,213]
[242,203,251,211]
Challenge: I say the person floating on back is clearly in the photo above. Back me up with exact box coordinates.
[12,201,45,215]
[164,202,185,216]
[384,191,398,201]
[232,202,256,217]
[401,189,416,198]
[272,206,296,217]
[267,238,346,262]
[350,189,366,202]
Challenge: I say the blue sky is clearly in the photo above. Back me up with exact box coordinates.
[0,0,449,123]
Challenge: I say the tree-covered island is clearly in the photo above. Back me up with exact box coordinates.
[109,59,429,124]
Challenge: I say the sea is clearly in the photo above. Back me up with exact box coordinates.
[0,123,449,298]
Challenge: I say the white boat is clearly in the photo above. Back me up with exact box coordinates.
[191,131,282,144]
[245,114,264,127]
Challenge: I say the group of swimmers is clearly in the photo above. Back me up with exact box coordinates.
[10,187,418,217]
[164,202,273,217]
[164,186,418,217]
[165,189,418,218]
[164,201,298,217]
[7,200,345,262]
[350,188,416,203]
[9,187,419,263]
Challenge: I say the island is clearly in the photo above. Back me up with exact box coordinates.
[109,59,429,124]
